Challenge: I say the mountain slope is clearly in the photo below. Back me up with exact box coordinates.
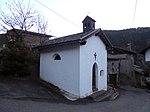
[104,27,150,52]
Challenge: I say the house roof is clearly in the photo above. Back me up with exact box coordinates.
[108,46,136,55]
[7,29,53,38]
[35,28,112,50]
[139,45,150,54]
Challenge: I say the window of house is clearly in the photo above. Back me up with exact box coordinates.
[112,68,115,72]
[53,54,61,60]
[3,44,6,48]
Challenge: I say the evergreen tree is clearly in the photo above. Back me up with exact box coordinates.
[2,31,38,77]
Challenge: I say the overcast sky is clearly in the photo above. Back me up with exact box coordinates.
[0,0,150,37]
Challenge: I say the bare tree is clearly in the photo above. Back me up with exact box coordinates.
[37,14,48,34]
[0,0,37,32]
[0,0,50,77]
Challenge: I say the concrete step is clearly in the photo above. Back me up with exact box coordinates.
[89,90,106,99]
[89,87,119,102]
[94,92,111,102]
[108,86,119,100]
[109,92,119,100]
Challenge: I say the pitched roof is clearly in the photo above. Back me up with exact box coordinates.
[108,46,136,55]
[35,28,112,49]
[139,45,150,54]
[82,16,96,23]
[7,29,53,38]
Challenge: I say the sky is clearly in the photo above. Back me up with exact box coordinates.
[0,0,150,37]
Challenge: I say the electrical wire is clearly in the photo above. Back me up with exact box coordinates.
[132,0,137,26]
[34,0,81,29]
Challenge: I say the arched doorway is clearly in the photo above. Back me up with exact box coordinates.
[92,63,98,92]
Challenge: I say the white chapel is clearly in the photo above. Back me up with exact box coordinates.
[37,16,112,100]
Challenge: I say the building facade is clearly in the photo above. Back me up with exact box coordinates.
[107,47,135,86]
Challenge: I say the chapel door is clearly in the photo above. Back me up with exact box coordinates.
[92,63,98,92]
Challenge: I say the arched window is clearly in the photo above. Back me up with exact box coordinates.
[53,54,61,60]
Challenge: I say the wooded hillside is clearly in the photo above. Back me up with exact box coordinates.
[104,27,150,52]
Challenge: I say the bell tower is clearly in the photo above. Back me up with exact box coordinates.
[82,16,96,32]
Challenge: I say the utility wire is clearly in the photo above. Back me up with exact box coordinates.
[34,0,81,29]
[132,0,137,26]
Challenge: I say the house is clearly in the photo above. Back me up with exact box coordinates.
[140,45,150,62]
[107,46,136,86]
[6,29,53,48]
[139,45,150,76]
[0,34,7,49]
[36,16,112,100]
[0,34,7,65]
[139,45,150,88]
[0,29,53,76]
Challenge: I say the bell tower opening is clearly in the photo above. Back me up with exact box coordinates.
[82,16,96,32]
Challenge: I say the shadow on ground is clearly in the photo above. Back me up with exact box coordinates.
[0,75,94,105]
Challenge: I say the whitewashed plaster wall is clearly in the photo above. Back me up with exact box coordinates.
[145,49,150,61]
[40,35,108,99]
[79,35,107,97]
[40,43,80,97]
